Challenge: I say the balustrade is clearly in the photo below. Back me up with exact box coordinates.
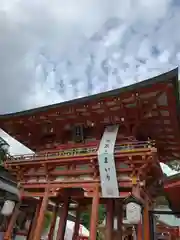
[6,140,156,163]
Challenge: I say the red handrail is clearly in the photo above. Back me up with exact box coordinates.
[6,140,155,163]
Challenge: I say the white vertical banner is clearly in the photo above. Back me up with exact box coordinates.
[97,125,119,198]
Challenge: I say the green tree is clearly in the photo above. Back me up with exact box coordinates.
[80,204,105,229]
[155,196,168,207]
[0,140,8,164]
[80,204,105,239]
[80,208,91,230]
[44,211,52,230]
[167,160,180,172]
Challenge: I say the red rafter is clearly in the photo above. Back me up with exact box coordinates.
[132,88,169,135]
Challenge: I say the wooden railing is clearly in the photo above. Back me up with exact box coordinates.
[6,140,156,163]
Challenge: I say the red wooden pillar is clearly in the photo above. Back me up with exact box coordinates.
[27,201,41,240]
[117,201,123,240]
[3,203,20,240]
[33,188,50,240]
[56,196,69,240]
[48,204,58,240]
[137,222,143,240]
[143,198,150,240]
[72,206,81,240]
[89,187,100,240]
[106,199,114,240]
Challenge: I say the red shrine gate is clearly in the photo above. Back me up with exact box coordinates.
[0,68,180,240]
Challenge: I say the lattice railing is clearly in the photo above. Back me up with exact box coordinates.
[6,140,156,163]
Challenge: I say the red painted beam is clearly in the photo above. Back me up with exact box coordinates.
[20,180,133,190]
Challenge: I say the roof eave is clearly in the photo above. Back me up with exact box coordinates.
[0,68,178,119]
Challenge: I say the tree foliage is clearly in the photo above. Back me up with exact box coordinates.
[0,141,8,164]
[44,211,52,230]
[80,204,105,240]
[80,204,105,233]
[155,196,168,207]
[167,160,180,172]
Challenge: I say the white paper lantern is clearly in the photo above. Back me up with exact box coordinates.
[126,202,141,224]
[1,200,15,216]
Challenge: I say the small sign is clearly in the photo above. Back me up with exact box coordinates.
[1,200,15,216]
[126,202,141,224]
[132,176,137,185]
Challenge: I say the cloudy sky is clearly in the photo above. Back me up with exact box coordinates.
[0,0,180,175]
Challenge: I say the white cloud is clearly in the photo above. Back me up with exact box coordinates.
[0,0,179,158]
[0,130,32,155]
